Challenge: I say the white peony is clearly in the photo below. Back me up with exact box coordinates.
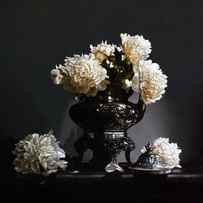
[135,60,167,104]
[13,130,67,176]
[152,137,182,169]
[50,54,109,96]
[90,41,116,62]
[120,33,151,64]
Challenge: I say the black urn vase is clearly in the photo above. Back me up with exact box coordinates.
[69,87,146,172]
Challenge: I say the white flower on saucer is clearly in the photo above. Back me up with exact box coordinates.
[140,137,182,169]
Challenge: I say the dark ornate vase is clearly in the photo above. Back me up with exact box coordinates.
[69,87,146,172]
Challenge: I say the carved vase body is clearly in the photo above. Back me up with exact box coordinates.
[69,88,146,171]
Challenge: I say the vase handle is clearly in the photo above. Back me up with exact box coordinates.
[123,135,136,166]
[125,150,133,165]
[124,95,146,166]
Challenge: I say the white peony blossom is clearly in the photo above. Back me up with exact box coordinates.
[135,60,167,104]
[120,33,151,64]
[153,137,182,169]
[141,137,182,169]
[13,130,67,176]
[90,41,116,62]
[50,54,109,96]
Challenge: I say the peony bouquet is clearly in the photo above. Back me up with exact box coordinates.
[50,33,167,104]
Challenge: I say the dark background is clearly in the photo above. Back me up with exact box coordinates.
[1,0,203,180]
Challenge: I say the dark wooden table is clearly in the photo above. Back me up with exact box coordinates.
[4,163,203,202]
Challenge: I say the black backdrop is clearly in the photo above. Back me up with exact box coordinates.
[1,0,203,180]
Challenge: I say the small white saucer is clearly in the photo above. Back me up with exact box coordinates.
[131,167,172,174]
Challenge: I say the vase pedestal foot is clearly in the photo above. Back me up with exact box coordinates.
[105,160,124,173]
